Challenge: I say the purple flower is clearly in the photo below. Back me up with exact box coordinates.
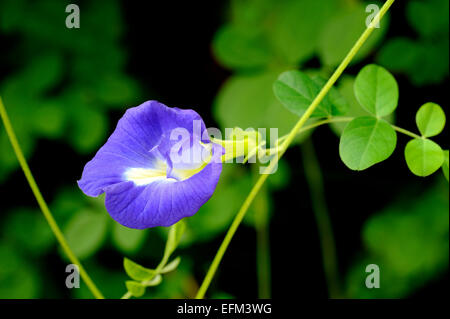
[78,101,224,229]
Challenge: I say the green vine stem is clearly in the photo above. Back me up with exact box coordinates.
[195,0,396,299]
[251,168,272,299]
[301,139,341,298]
[0,96,104,299]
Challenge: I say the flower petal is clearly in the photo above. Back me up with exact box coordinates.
[103,143,224,228]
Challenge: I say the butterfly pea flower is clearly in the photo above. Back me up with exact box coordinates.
[78,101,224,229]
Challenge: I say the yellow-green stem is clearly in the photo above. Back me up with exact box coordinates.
[302,139,341,298]
[195,0,395,299]
[0,96,104,299]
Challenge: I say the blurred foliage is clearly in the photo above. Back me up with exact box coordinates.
[377,0,449,86]
[0,0,141,182]
[346,180,449,298]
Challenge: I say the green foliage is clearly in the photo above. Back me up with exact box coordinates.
[267,0,337,65]
[112,222,148,255]
[377,0,449,86]
[317,2,389,67]
[62,209,108,260]
[406,0,449,38]
[404,139,444,177]
[214,70,299,136]
[0,243,40,298]
[122,221,186,298]
[212,24,272,70]
[124,258,156,281]
[339,117,397,171]
[403,103,446,177]
[415,103,446,137]
[346,182,449,298]
[338,65,400,171]
[0,0,141,180]
[273,70,348,117]
[2,208,54,255]
[354,64,399,117]
[160,257,181,274]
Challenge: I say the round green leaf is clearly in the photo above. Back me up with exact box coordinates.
[354,64,399,117]
[212,24,272,70]
[63,209,108,260]
[404,139,444,177]
[31,100,66,138]
[3,208,54,255]
[112,222,147,254]
[415,102,446,137]
[339,116,397,170]
[0,243,40,298]
[268,0,336,64]
[213,70,299,136]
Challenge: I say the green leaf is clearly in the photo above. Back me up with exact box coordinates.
[62,209,108,260]
[95,74,140,107]
[31,100,66,138]
[144,274,162,287]
[123,258,156,281]
[3,208,54,255]
[0,243,40,298]
[339,116,397,170]
[404,139,445,177]
[125,281,146,298]
[69,103,108,154]
[354,64,399,117]
[213,70,299,136]
[273,70,333,117]
[442,150,449,181]
[312,75,349,116]
[376,37,421,73]
[20,53,63,95]
[164,220,186,258]
[160,257,181,274]
[415,102,446,137]
[112,222,147,254]
[267,0,336,64]
[377,38,449,87]
[212,24,272,70]
[406,0,449,38]
[317,4,389,67]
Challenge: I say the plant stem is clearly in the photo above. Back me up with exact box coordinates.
[0,96,104,299]
[301,139,341,298]
[195,0,395,299]
[391,124,422,139]
[251,169,271,299]
[255,211,271,299]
